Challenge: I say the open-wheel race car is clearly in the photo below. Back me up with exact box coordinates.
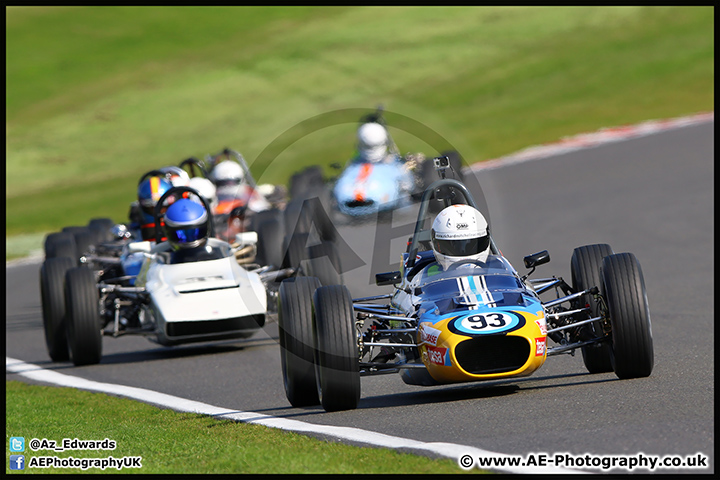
[286,108,466,228]
[178,149,288,270]
[277,156,654,412]
[38,186,298,366]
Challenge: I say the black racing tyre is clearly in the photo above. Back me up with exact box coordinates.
[248,208,280,233]
[306,241,342,286]
[39,257,75,362]
[65,267,102,366]
[278,277,322,407]
[602,253,654,379]
[282,232,309,270]
[70,227,95,262]
[570,244,615,373]
[313,285,360,412]
[88,218,115,244]
[317,185,336,242]
[283,198,311,237]
[61,225,87,235]
[44,232,77,260]
[290,166,324,199]
[255,215,284,268]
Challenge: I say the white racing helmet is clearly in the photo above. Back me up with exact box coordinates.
[188,177,217,210]
[357,122,389,163]
[211,160,244,186]
[431,204,490,270]
[160,165,190,187]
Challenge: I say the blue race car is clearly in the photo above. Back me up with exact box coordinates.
[288,109,465,223]
[332,156,417,217]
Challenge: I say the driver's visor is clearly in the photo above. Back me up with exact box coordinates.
[432,234,489,257]
[169,226,207,243]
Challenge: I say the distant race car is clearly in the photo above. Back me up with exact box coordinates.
[277,156,654,412]
[182,150,288,270]
[286,109,465,225]
[38,186,298,366]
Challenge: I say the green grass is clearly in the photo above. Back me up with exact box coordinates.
[5,381,473,474]
[5,6,714,242]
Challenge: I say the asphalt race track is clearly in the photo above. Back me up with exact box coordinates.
[6,120,714,474]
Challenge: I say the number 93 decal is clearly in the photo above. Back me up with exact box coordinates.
[448,311,525,336]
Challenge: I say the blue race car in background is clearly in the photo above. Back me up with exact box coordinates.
[332,157,416,217]
[286,108,465,228]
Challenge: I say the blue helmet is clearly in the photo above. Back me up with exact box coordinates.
[163,198,209,248]
[138,176,174,217]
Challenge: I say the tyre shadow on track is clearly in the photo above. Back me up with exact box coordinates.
[17,336,281,370]
[250,372,618,418]
[97,337,281,366]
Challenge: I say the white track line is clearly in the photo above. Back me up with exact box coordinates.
[6,356,580,474]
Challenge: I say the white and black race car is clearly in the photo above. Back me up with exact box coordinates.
[39,186,293,366]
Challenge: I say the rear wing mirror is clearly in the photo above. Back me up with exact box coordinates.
[522,250,550,281]
[523,250,550,269]
[376,271,401,286]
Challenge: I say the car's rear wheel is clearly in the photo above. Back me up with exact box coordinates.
[570,243,614,373]
[63,226,95,263]
[289,166,324,199]
[306,241,342,286]
[88,217,115,244]
[283,198,311,237]
[313,285,360,412]
[65,267,102,366]
[602,253,654,379]
[44,231,77,260]
[254,210,284,268]
[278,277,321,407]
[40,257,75,362]
[282,232,309,271]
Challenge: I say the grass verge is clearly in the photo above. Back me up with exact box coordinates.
[5,381,475,474]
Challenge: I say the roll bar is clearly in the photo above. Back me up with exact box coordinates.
[406,177,499,268]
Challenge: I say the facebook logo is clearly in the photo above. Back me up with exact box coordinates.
[9,437,25,452]
[9,455,25,470]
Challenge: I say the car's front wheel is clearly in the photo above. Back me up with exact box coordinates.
[40,257,75,362]
[278,277,321,407]
[313,285,360,412]
[65,267,102,366]
[602,253,654,379]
